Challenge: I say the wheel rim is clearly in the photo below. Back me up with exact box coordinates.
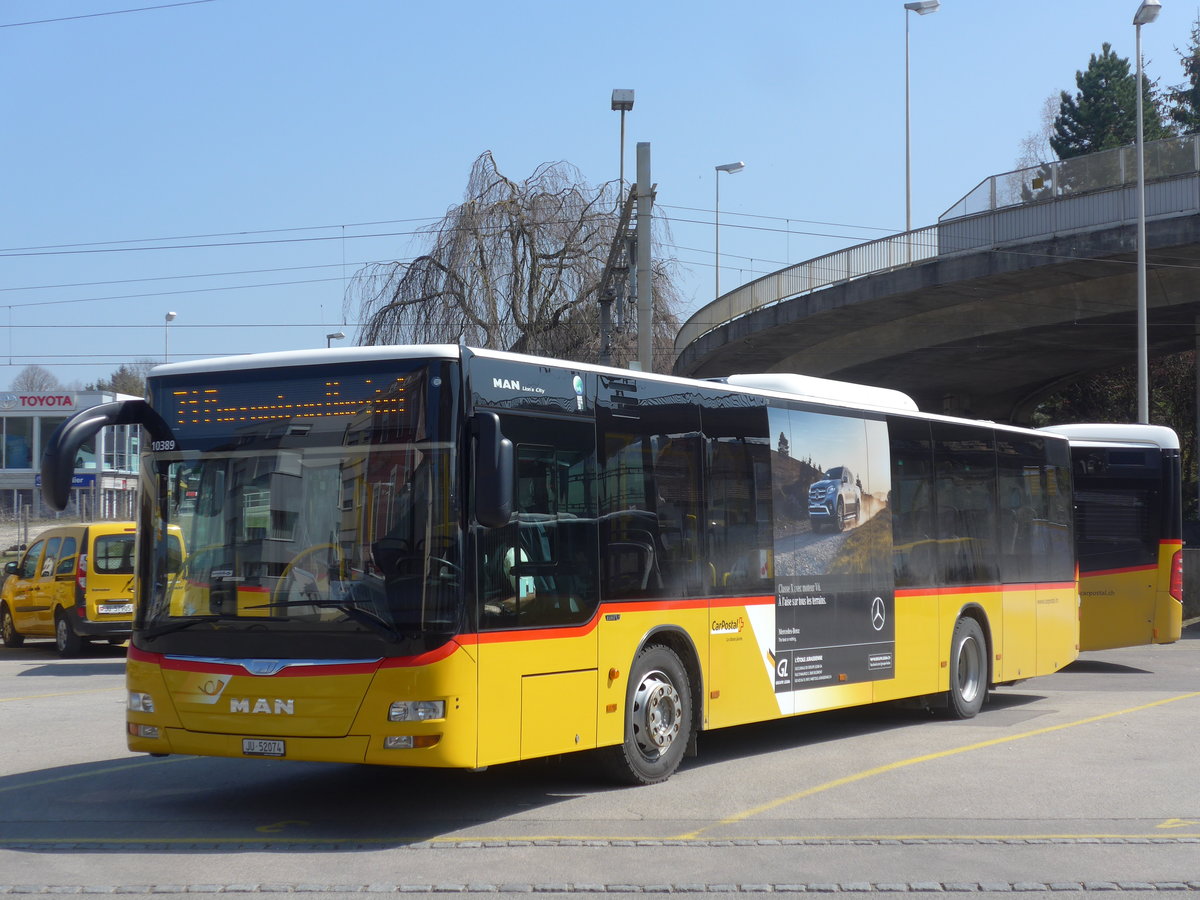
[631,669,682,760]
[56,617,69,650]
[956,634,982,703]
[2,612,12,641]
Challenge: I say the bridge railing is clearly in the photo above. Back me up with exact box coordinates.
[674,135,1200,359]
[941,134,1200,219]
[674,226,941,353]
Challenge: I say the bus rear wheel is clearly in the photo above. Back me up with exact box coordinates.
[947,616,987,718]
[602,644,692,785]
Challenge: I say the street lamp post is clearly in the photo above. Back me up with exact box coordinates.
[163,311,176,363]
[326,331,345,349]
[714,161,745,300]
[904,0,939,234]
[611,89,635,197]
[1134,0,1161,424]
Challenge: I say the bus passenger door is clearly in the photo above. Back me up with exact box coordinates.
[475,415,600,766]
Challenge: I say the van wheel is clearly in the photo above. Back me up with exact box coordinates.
[55,612,84,657]
[601,644,692,785]
[947,616,987,718]
[1,604,24,647]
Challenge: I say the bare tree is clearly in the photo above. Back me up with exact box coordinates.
[10,365,61,392]
[350,151,682,372]
[1015,95,1061,170]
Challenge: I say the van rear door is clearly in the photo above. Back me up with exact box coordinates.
[86,528,138,621]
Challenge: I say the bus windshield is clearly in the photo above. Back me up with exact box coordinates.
[137,359,462,657]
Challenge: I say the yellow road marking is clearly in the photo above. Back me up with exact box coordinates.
[0,831,1197,847]
[256,820,312,833]
[1158,818,1200,829]
[0,687,121,703]
[0,755,183,794]
[677,691,1200,839]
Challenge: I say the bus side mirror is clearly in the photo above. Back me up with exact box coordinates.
[41,400,173,511]
[474,412,513,529]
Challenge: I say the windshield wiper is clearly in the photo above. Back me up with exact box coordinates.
[245,597,402,641]
[140,614,286,639]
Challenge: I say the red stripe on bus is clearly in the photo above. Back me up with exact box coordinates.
[895,581,1075,598]
[469,595,774,645]
[1081,563,1158,578]
[378,641,462,668]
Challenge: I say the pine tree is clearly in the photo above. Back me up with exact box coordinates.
[1168,14,1200,134]
[1051,42,1171,159]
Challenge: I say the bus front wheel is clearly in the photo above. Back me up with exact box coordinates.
[603,644,692,785]
[947,616,987,718]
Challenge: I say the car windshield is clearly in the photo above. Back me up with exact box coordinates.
[137,360,462,657]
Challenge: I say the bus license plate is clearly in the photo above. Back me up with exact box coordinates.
[242,738,285,757]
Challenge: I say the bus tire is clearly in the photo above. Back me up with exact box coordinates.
[55,611,84,657]
[602,644,692,785]
[947,616,987,718]
[1,604,24,647]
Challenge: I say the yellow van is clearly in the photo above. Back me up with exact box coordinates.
[0,522,183,656]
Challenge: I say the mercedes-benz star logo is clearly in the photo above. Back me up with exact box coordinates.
[870,596,886,632]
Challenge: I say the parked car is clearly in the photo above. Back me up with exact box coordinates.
[0,522,182,656]
[808,465,862,532]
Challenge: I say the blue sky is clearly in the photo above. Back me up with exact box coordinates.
[1,0,1191,388]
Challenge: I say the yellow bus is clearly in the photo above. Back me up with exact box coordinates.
[41,346,1079,784]
[1040,424,1183,650]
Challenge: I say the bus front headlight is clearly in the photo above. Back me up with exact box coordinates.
[388,700,445,722]
[128,692,155,713]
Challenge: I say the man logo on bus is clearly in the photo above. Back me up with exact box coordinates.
[871,596,886,632]
[230,698,295,715]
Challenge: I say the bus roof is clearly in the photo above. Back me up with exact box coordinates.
[149,344,462,377]
[722,373,919,412]
[148,345,918,413]
[148,343,1054,439]
[1039,423,1180,451]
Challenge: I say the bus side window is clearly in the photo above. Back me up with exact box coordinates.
[701,402,772,597]
[480,420,598,629]
[933,423,999,586]
[888,417,937,589]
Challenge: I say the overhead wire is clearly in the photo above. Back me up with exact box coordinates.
[0,0,216,29]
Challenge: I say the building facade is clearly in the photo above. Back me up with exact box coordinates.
[0,390,141,521]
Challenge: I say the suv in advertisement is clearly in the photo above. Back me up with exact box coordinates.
[808,466,862,532]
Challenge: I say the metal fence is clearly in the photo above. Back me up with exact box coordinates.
[941,134,1200,220]
[674,135,1200,360]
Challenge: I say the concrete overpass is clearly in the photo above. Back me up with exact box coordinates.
[672,137,1200,423]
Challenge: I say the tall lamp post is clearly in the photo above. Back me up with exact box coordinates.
[1134,0,1161,424]
[326,331,345,349]
[714,161,745,299]
[163,311,176,363]
[611,89,635,197]
[904,0,939,233]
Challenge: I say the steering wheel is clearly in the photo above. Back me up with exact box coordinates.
[272,543,346,606]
